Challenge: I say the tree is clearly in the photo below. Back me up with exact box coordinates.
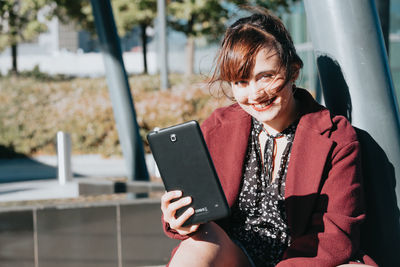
[49,0,94,33]
[168,0,229,76]
[0,0,95,75]
[167,0,300,76]
[234,0,301,12]
[0,0,49,74]
[53,0,156,75]
[112,0,157,74]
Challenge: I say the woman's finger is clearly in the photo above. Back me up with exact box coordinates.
[175,223,200,236]
[188,223,200,233]
[170,206,195,229]
[161,190,182,212]
[167,196,192,216]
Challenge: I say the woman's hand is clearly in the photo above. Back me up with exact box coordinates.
[161,190,200,235]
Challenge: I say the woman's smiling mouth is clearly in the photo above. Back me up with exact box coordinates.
[251,96,277,111]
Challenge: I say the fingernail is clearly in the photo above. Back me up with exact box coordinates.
[175,191,182,197]
[188,207,194,214]
[185,197,191,203]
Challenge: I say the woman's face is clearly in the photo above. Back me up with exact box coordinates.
[231,48,297,133]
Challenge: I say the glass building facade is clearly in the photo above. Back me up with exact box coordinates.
[282,0,400,104]
[390,0,400,101]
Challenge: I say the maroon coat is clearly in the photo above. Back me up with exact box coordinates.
[163,89,377,266]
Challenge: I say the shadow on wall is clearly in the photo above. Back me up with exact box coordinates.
[316,55,352,122]
[316,54,400,267]
[356,128,400,267]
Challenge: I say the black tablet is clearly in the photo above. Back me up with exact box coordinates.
[147,120,230,226]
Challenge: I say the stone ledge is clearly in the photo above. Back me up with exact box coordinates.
[78,178,165,196]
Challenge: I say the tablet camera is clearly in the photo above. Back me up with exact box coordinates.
[170,134,177,142]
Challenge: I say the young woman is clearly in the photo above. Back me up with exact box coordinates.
[160,10,377,267]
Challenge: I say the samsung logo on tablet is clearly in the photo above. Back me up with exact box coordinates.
[195,207,209,214]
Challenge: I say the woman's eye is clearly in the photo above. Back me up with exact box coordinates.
[260,74,274,81]
[234,81,248,87]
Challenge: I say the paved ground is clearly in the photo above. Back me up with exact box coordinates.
[0,154,160,202]
[0,154,127,182]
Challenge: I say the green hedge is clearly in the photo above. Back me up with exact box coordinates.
[0,74,231,158]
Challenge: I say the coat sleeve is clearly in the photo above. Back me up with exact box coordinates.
[161,214,190,240]
[277,141,374,267]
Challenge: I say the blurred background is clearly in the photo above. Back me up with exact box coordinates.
[0,0,399,266]
[0,0,399,163]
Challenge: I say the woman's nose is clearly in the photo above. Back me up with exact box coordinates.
[249,81,265,100]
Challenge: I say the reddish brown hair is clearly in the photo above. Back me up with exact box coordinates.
[209,10,303,91]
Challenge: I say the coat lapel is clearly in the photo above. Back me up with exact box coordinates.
[204,106,252,207]
[284,91,335,236]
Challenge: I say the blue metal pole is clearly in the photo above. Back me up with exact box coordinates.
[90,0,149,181]
[304,0,400,265]
[158,0,169,90]
[304,0,400,202]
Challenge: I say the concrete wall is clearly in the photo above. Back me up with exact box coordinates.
[0,199,178,267]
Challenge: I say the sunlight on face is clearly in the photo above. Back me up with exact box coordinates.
[231,49,297,133]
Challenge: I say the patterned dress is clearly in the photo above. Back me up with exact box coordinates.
[226,118,298,267]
